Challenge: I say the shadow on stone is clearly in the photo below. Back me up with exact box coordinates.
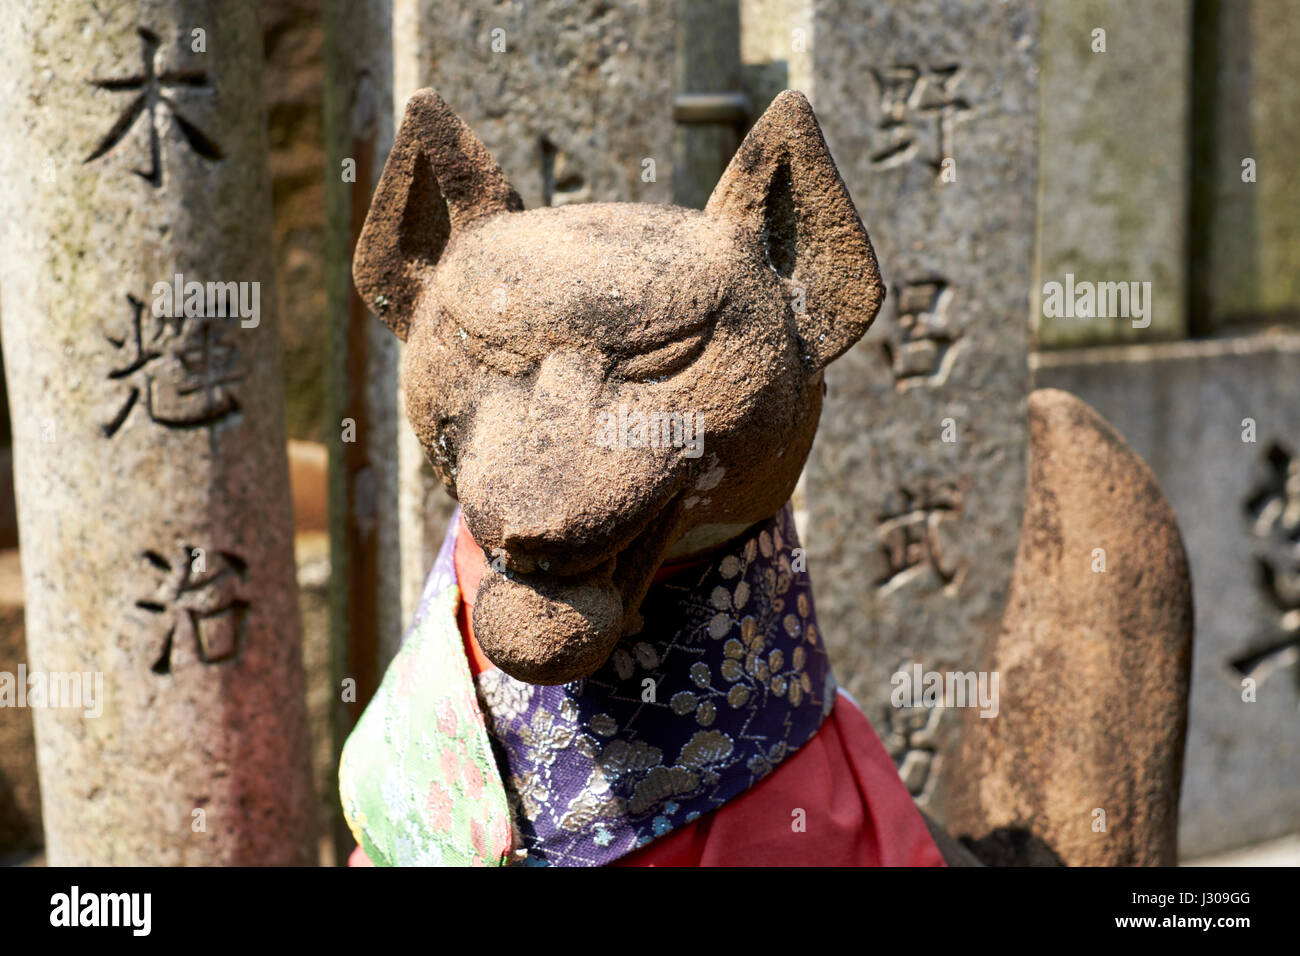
[958,827,1067,867]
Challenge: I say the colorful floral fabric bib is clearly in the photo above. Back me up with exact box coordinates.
[339,521,513,866]
[340,504,835,866]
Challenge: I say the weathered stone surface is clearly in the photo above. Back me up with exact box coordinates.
[947,389,1192,867]
[391,0,681,630]
[1035,336,1300,857]
[0,1,314,863]
[1,448,331,859]
[1035,0,1190,348]
[805,0,1036,822]
[395,0,677,211]
[1191,0,1300,334]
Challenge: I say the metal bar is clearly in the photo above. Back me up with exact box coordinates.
[674,92,750,125]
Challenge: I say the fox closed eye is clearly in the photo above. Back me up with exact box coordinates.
[457,320,715,384]
[457,327,534,378]
[615,324,713,383]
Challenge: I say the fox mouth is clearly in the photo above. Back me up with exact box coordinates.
[469,498,686,685]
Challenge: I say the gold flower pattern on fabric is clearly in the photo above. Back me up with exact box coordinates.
[473,506,835,865]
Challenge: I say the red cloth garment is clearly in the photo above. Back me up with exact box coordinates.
[612,691,945,866]
[349,843,373,867]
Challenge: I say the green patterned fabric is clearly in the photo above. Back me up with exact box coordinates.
[339,541,512,866]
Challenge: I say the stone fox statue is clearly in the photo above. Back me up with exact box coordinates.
[339,89,1193,867]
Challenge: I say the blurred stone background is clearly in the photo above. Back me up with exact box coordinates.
[2,0,1297,865]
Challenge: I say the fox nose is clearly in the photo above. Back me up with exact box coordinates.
[458,346,673,578]
[478,518,609,577]
[499,523,566,574]
[530,349,599,414]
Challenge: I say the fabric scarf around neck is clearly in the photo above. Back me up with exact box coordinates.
[340,503,836,866]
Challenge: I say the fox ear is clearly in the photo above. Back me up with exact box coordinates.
[353,89,523,339]
[705,90,884,372]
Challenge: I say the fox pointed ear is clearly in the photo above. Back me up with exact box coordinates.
[353,89,523,339]
[705,90,884,371]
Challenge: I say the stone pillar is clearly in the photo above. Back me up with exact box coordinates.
[1035,0,1191,348]
[390,0,680,630]
[804,0,1037,822]
[1190,0,1300,335]
[0,1,314,864]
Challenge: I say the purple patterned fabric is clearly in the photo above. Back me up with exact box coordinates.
[459,504,836,866]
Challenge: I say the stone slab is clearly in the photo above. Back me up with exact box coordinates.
[1035,0,1191,348]
[1192,0,1300,334]
[805,0,1037,822]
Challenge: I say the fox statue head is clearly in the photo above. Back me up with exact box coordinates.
[354,88,884,685]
